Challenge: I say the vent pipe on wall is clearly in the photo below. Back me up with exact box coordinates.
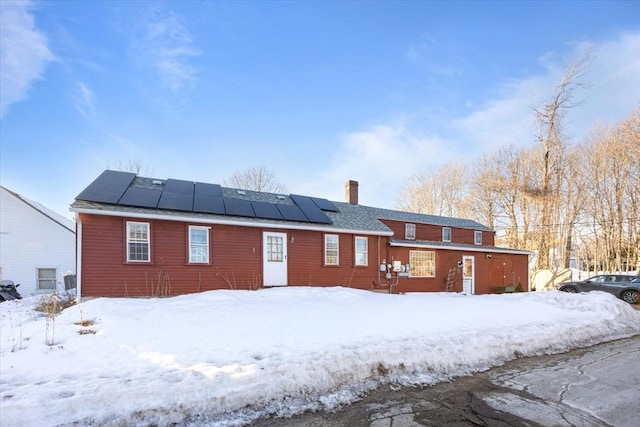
[345,180,359,205]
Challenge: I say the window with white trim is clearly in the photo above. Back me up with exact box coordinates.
[324,234,339,266]
[189,226,209,263]
[442,227,451,242]
[37,268,56,290]
[409,251,435,277]
[474,231,482,245]
[405,223,416,240]
[127,221,150,262]
[354,236,368,266]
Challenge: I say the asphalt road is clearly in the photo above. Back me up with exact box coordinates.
[253,335,640,427]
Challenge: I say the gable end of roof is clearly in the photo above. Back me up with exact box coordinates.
[1,186,75,234]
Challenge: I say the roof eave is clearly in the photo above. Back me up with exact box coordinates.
[70,205,393,236]
[388,240,533,255]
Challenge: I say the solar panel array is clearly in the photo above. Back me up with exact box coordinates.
[76,170,337,224]
[76,170,137,204]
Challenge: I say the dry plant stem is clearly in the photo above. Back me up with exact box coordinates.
[44,294,59,346]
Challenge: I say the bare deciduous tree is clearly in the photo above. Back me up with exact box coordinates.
[467,154,500,229]
[223,165,288,193]
[558,144,586,268]
[582,109,640,272]
[528,54,590,270]
[396,163,469,218]
[106,159,152,176]
[392,55,639,280]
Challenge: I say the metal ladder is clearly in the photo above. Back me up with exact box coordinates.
[445,267,458,292]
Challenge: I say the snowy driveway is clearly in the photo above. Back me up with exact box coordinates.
[485,335,639,426]
[256,336,639,426]
[1,287,639,426]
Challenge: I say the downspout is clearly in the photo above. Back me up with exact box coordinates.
[75,213,82,302]
[377,235,381,287]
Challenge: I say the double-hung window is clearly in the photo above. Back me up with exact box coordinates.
[324,234,339,266]
[127,222,150,262]
[474,231,483,245]
[189,226,210,264]
[354,236,368,266]
[405,223,416,240]
[442,227,452,242]
[409,251,435,277]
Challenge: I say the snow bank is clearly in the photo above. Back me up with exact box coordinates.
[1,288,639,426]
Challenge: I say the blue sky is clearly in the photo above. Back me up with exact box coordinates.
[1,0,639,219]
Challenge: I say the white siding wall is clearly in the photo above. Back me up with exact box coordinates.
[0,188,76,297]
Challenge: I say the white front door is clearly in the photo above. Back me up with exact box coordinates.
[263,232,287,286]
[462,255,474,295]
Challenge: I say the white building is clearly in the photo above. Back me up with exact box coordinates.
[0,186,75,296]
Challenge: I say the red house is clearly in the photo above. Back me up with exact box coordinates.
[70,171,531,299]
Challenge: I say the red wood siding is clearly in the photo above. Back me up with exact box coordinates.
[485,254,529,291]
[79,213,526,298]
[80,215,384,296]
[379,219,495,246]
[80,214,264,296]
[380,244,529,294]
[286,232,380,288]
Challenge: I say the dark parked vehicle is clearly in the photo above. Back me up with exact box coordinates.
[558,274,640,304]
[0,280,22,302]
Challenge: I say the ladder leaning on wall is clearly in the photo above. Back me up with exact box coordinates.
[445,267,458,292]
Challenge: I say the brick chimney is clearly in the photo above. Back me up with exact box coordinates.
[345,180,359,205]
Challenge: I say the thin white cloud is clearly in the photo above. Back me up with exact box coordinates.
[455,32,640,151]
[301,121,457,209]
[73,81,95,119]
[453,78,541,152]
[130,8,200,93]
[569,33,640,131]
[311,32,639,209]
[405,32,440,61]
[0,0,54,118]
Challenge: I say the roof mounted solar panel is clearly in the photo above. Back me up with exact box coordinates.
[157,191,194,211]
[276,204,309,222]
[310,197,338,212]
[223,198,255,217]
[118,187,162,208]
[290,194,332,224]
[75,170,136,204]
[193,194,225,214]
[303,209,332,224]
[76,183,128,204]
[76,171,338,226]
[195,182,223,198]
[251,201,283,220]
[99,170,137,187]
[164,179,194,194]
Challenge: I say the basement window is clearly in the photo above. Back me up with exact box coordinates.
[37,268,57,291]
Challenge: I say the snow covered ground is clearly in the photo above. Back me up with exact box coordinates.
[1,287,639,427]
